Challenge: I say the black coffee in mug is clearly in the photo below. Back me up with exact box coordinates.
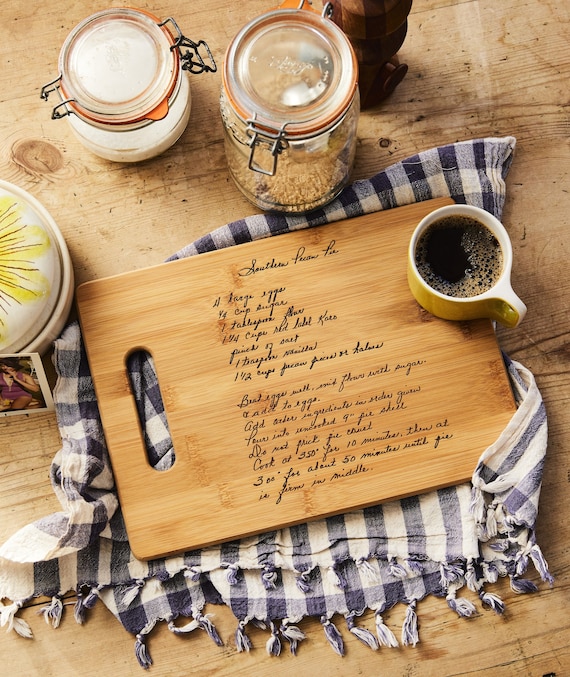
[414,214,503,298]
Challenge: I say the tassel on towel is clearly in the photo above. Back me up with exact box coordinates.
[321,616,344,656]
[261,565,279,590]
[196,611,224,646]
[122,579,145,608]
[235,620,253,652]
[73,585,102,624]
[135,634,152,670]
[224,562,240,585]
[479,589,505,614]
[530,543,555,585]
[401,600,419,647]
[346,613,379,650]
[295,570,312,593]
[0,600,32,638]
[374,611,399,648]
[167,610,223,647]
[327,564,348,589]
[39,595,64,629]
[280,620,306,655]
[73,592,87,625]
[183,566,202,583]
[355,557,380,582]
[510,576,538,594]
[266,621,282,656]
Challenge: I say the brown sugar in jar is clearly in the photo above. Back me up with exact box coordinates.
[220,1,360,213]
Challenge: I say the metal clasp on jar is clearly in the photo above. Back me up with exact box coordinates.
[160,17,217,75]
[246,115,290,176]
[40,75,73,120]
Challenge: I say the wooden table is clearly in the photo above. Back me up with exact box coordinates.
[1,1,568,674]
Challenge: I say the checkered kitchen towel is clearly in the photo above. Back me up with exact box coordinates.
[0,137,552,668]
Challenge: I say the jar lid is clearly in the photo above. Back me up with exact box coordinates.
[222,4,358,137]
[59,8,179,124]
[0,180,74,355]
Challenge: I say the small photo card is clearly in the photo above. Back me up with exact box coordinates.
[0,353,54,417]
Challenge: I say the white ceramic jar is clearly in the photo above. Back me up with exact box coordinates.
[41,8,216,162]
[0,180,74,355]
[220,0,360,213]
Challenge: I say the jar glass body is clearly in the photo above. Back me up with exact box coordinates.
[220,88,359,212]
[67,73,191,162]
[220,3,360,213]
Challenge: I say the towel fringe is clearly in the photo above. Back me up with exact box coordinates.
[183,566,202,583]
[73,591,87,625]
[388,557,408,580]
[446,595,477,618]
[266,620,282,656]
[470,486,487,525]
[515,550,529,577]
[261,565,279,590]
[73,584,102,624]
[135,633,152,669]
[401,600,419,647]
[83,585,102,609]
[223,562,240,585]
[479,589,505,614]
[476,522,488,541]
[465,561,479,592]
[481,560,500,584]
[195,611,224,646]
[405,558,425,576]
[168,618,200,634]
[280,620,306,655]
[327,564,347,589]
[346,613,378,650]
[39,595,64,629]
[439,561,464,587]
[510,576,539,594]
[374,610,399,648]
[0,600,32,638]
[355,557,379,582]
[529,543,554,585]
[168,611,223,644]
[488,539,509,553]
[321,616,344,656]
[295,570,312,593]
[235,620,253,652]
[122,579,145,607]
[486,505,498,538]
[134,621,155,669]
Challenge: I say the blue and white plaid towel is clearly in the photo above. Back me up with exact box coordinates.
[0,137,552,668]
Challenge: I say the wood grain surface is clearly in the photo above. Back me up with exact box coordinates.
[0,0,568,675]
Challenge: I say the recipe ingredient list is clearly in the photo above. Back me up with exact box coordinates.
[211,238,458,506]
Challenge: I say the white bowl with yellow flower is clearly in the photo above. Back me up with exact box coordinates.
[0,180,74,354]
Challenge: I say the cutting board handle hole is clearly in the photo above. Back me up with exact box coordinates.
[126,348,176,472]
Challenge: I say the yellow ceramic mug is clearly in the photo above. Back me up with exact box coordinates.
[407,204,526,328]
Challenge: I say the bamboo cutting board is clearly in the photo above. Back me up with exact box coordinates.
[76,198,516,560]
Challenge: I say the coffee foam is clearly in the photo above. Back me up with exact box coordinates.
[415,215,503,298]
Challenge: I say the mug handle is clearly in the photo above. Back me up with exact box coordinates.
[488,294,527,328]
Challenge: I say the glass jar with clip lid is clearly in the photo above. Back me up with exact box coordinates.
[41,7,216,162]
[220,0,360,213]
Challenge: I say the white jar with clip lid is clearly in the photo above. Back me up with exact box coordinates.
[41,7,216,162]
[220,0,360,213]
